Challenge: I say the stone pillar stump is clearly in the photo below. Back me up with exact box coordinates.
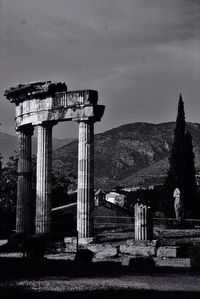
[134,202,153,240]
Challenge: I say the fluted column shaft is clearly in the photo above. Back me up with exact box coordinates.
[16,125,33,234]
[35,123,53,235]
[134,203,153,240]
[77,121,94,238]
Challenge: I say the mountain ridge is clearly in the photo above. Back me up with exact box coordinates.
[53,121,200,189]
[1,121,200,189]
[0,131,75,162]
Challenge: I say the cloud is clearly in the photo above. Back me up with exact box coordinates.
[0,0,199,137]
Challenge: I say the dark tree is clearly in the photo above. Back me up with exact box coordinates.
[164,94,198,218]
[165,95,186,197]
[0,155,18,213]
[0,155,18,235]
[182,131,198,218]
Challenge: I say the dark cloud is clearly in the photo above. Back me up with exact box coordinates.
[20,18,27,25]
[0,0,199,138]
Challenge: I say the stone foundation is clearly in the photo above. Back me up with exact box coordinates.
[87,243,118,259]
[120,243,156,257]
[63,237,158,259]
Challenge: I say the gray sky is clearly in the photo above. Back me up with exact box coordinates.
[0,0,199,139]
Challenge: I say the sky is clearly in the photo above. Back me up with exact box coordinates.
[0,0,199,139]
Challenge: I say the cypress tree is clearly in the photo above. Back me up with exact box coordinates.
[164,94,198,218]
[165,94,186,195]
[182,131,197,218]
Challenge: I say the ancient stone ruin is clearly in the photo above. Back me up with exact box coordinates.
[4,81,105,239]
[134,202,153,240]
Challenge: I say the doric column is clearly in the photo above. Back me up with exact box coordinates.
[134,203,153,240]
[35,122,54,235]
[77,121,94,238]
[16,125,34,234]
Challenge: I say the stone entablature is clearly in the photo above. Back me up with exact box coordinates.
[4,81,67,102]
[4,81,104,129]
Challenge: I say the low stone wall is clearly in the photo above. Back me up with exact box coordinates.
[45,237,200,271]
[120,240,157,257]
[63,237,158,259]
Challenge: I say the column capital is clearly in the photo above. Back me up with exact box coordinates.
[74,118,95,124]
[73,104,105,124]
[36,120,58,128]
[16,124,34,136]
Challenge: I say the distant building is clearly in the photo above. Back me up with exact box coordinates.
[148,185,154,190]
[105,192,126,207]
[94,189,106,206]
[131,186,140,191]
[122,188,132,192]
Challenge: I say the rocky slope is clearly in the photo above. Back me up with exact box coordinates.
[53,122,200,189]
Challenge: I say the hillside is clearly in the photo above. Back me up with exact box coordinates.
[0,131,75,162]
[2,122,200,189]
[53,122,200,189]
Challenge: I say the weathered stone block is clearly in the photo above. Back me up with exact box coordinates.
[64,244,77,253]
[95,249,117,259]
[154,257,191,269]
[120,244,156,257]
[0,240,7,247]
[78,237,94,245]
[122,257,131,267]
[64,237,78,245]
[87,243,117,259]
[63,237,78,252]
[157,246,180,258]
[64,237,96,252]
[126,239,157,247]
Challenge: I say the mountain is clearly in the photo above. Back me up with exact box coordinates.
[53,122,200,189]
[0,131,75,163]
[2,122,200,189]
